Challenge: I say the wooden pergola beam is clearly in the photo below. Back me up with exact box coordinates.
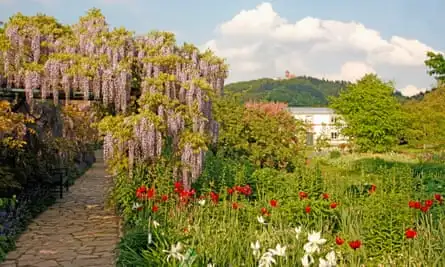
[0,88,97,101]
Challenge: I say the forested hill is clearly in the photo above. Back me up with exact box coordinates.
[224,76,409,106]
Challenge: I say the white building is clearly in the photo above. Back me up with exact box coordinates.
[288,107,348,146]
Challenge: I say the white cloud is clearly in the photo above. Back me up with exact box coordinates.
[320,61,376,82]
[398,85,427,97]
[203,2,440,96]
[99,0,136,4]
[30,0,56,5]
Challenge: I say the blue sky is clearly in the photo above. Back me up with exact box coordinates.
[1,0,443,95]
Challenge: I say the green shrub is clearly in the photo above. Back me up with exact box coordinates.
[329,150,341,159]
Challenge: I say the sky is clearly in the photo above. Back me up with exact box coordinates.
[1,0,443,96]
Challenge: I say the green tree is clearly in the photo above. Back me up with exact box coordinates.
[425,51,445,84]
[329,74,405,152]
[403,86,445,148]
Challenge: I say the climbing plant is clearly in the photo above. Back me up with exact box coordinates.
[0,9,228,189]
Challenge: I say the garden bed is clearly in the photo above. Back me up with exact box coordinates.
[114,154,445,266]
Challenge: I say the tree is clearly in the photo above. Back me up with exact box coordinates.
[329,74,405,152]
[214,97,306,170]
[403,86,445,148]
[425,51,445,84]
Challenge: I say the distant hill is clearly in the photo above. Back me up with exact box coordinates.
[224,76,349,107]
[224,76,410,106]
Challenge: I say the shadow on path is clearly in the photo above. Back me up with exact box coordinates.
[0,151,120,267]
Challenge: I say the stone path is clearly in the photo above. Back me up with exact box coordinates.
[1,151,120,267]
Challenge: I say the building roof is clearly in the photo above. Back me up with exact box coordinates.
[287,107,335,115]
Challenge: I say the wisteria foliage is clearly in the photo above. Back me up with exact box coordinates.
[0,10,227,188]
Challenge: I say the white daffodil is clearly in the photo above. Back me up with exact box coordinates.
[259,251,276,267]
[325,251,337,266]
[152,220,160,228]
[198,199,206,206]
[132,202,142,210]
[307,231,327,245]
[301,253,314,267]
[295,226,302,239]
[268,244,286,257]
[162,242,185,262]
[251,240,261,257]
[257,216,267,225]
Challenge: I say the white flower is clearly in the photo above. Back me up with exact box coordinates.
[148,232,152,244]
[132,202,142,210]
[198,199,206,206]
[162,242,185,262]
[259,251,276,267]
[318,251,337,267]
[152,220,160,228]
[301,254,314,267]
[307,231,327,245]
[295,226,302,239]
[268,244,286,257]
[326,251,337,266]
[207,264,215,267]
[304,231,327,254]
[257,216,267,225]
[319,258,330,267]
[303,242,320,254]
[251,240,261,257]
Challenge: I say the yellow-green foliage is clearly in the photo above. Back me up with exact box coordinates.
[214,95,305,170]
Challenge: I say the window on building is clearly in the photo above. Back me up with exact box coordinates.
[331,132,338,140]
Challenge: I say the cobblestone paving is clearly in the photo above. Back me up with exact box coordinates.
[1,151,120,267]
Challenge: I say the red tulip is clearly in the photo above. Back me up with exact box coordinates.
[414,201,421,209]
[435,194,443,204]
[299,192,308,199]
[270,199,278,208]
[322,193,330,200]
[152,205,159,213]
[425,199,434,207]
[147,188,155,199]
[335,236,345,245]
[349,240,361,250]
[161,195,168,202]
[232,202,239,209]
[136,185,147,199]
[305,206,311,213]
[330,202,338,209]
[420,205,430,213]
[227,188,234,195]
[174,182,183,193]
[369,184,376,193]
[405,228,417,239]
[210,192,219,204]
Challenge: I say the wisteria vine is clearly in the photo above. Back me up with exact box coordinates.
[0,9,227,188]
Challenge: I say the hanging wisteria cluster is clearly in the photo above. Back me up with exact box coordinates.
[0,10,227,188]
